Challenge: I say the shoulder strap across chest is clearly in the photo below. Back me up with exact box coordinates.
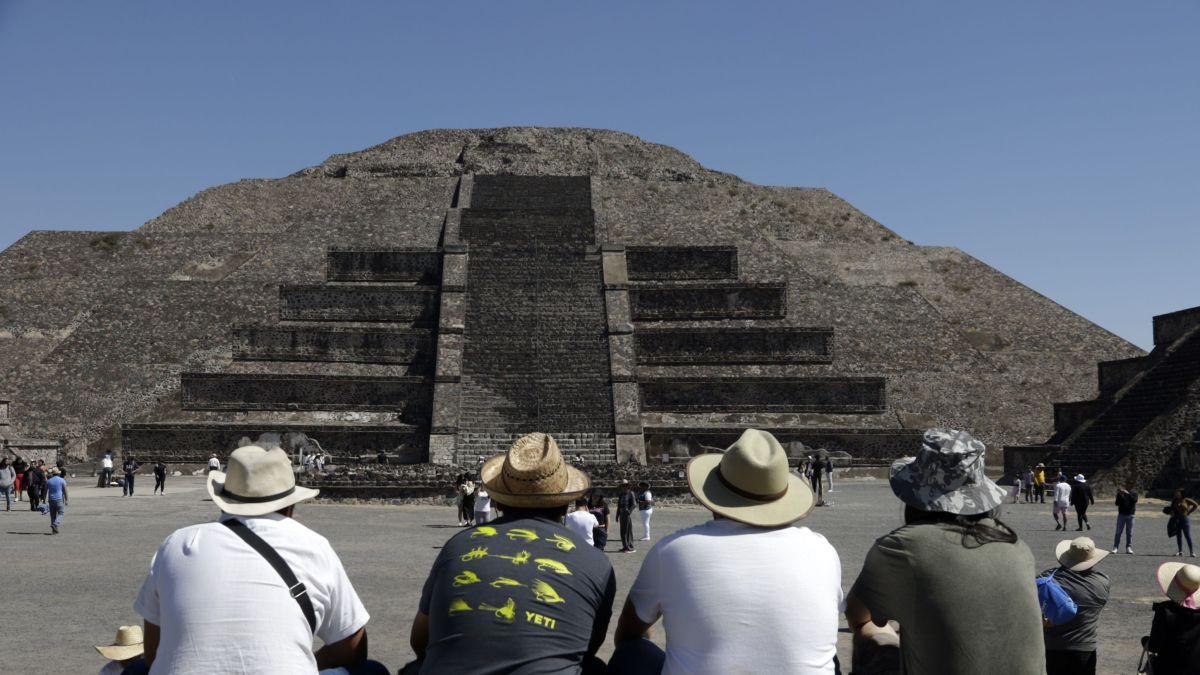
[221,518,317,633]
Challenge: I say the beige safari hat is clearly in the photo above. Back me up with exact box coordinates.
[95,625,144,661]
[1158,562,1200,608]
[687,428,814,528]
[1055,537,1109,572]
[481,433,590,508]
[207,444,318,517]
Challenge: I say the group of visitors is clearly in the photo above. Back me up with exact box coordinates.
[0,455,54,511]
[801,454,835,506]
[97,451,163,495]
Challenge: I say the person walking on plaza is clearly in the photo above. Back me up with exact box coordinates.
[122,455,141,497]
[590,494,611,550]
[46,467,68,534]
[1039,537,1111,675]
[618,480,637,553]
[134,443,387,674]
[0,459,14,511]
[825,455,834,494]
[566,497,600,547]
[809,454,826,505]
[1023,466,1035,503]
[1071,474,1094,531]
[1053,474,1073,531]
[846,429,1045,675]
[612,428,839,674]
[100,451,113,488]
[1035,463,1047,503]
[1012,474,1022,504]
[1144,563,1200,673]
[12,455,27,501]
[1113,485,1138,554]
[95,624,148,675]
[636,481,654,542]
[152,461,167,495]
[206,453,220,474]
[1169,489,1198,557]
[406,433,615,674]
[26,460,46,512]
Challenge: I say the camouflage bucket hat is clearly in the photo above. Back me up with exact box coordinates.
[889,428,1007,516]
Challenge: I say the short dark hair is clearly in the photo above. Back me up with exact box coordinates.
[575,498,589,508]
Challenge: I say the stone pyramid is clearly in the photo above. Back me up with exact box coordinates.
[0,128,1142,467]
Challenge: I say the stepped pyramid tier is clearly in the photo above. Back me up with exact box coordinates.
[0,127,1142,470]
[1007,306,1200,493]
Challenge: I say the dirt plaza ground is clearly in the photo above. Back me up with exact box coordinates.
[1,475,1176,674]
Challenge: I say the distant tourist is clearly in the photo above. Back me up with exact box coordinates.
[825,455,835,493]
[1112,485,1138,554]
[1071,474,1094,531]
[206,453,220,474]
[1034,463,1047,503]
[45,467,68,534]
[566,497,600,546]
[1022,466,1035,503]
[1053,474,1073,531]
[617,480,637,553]
[846,429,1045,674]
[637,481,654,542]
[26,460,47,512]
[122,456,141,497]
[1168,489,1198,557]
[100,451,113,488]
[612,428,839,673]
[152,461,167,495]
[457,474,476,527]
[1039,537,1110,675]
[1144,563,1200,673]
[1012,474,1023,504]
[589,494,611,550]
[133,444,387,674]
[810,454,826,505]
[0,459,14,511]
[406,433,615,674]
[12,455,27,500]
[473,483,492,524]
[95,624,148,675]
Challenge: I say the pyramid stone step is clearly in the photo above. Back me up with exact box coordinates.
[326,249,441,283]
[639,377,886,414]
[232,325,434,367]
[626,246,739,281]
[629,282,786,321]
[280,285,438,323]
[180,373,432,418]
[635,327,833,365]
[121,422,427,464]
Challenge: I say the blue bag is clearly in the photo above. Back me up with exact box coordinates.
[1037,569,1078,625]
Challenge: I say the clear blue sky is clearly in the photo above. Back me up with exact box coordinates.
[1,2,1196,349]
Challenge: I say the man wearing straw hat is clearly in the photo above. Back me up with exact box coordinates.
[95,625,147,675]
[1037,537,1111,675]
[1145,562,1200,672]
[611,428,841,674]
[132,444,388,674]
[407,432,616,674]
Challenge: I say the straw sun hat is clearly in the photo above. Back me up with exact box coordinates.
[687,428,814,528]
[1055,537,1109,572]
[207,444,319,517]
[1158,563,1200,608]
[481,433,590,508]
[95,625,144,661]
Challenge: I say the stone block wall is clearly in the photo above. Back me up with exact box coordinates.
[279,285,439,323]
[640,377,887,413]
[625,246,738,281]
[326,249,441,283]
[232,325,434,368]
[629,282,787,320]
[634,327,833,364]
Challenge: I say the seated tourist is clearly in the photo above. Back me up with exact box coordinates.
[611,428,841,674]
[95,624,148,675]
[407,433,616,674]
[133,444,388,674]
[845,429,1045,674]
[1038,537,1110,675]
[1145,563,1200,673]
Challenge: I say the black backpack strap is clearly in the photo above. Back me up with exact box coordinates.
[222,519,317,633]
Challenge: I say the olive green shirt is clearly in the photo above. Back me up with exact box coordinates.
[851,521,1045,674]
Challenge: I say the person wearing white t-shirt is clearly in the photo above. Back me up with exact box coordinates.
[133,444,389,675]
[207,454,220,474]
[613,429,840,674]
[473,485,493,524]
[1053,475,1073,531]
[100,452,114,488]
[565,497,600,546]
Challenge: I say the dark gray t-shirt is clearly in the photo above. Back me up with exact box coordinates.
[1038,567,1111,651]
[418,515,616,674]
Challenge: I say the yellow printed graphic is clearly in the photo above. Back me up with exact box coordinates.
[506,528,539,543]
[490,577,525,589]
[534,557,572,575]
[453,570,481,587]
[471,526,498,538]
[448,597,473,616]
[460,546,489,562]
[494,550,531,565]
[546,534,576,552]
[531,579,566,604]
[478,597,517,624]
[525,610,558,630]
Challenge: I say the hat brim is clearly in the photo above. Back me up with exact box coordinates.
[889,456,1007,516]
[686,453,814,528]
[95,643,144,661]
[206,471,319,517]
[480,453,590,508]
[1157,562,1200,606]
[1055,539,1109,572]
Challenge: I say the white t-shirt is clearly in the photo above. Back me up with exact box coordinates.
[565,509,599,546]
[134,513,369,674]
[639,490,654,510]
[102,456,113,470]
[473,488,491,513]
[628,518,843,674]
[208,457,220,469]
[1053,482,1072,506]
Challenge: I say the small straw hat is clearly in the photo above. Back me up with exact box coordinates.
[207,444,318,517]
[1158,563,1200,608]
[686,428,814,528]
[481,433,590,508]
[95,625,144,661]
[1055,537,1109,572]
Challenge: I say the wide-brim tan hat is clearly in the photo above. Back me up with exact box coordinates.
[1158,562,1200,607]
[687,428,814,528]
[481,433,590,508]
[1055,536,1109,572]
[207,444,318,517]
[95,625,144,661]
